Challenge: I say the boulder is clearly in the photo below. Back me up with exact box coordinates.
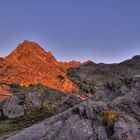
[3,96,24,118]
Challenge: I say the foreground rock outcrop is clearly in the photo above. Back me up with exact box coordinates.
[0,86,80,119]
[0,85,81,138]
[3,77,140,140]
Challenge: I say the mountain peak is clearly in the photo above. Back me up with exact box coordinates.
[17,40,46,52]
[19,40,39,48]
[23,39,34,43]
[5,40,49,62]
[0,40,80,93]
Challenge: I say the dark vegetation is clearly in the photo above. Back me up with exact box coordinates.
[0,108,55,136]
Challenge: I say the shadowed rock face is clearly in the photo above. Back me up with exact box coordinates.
[3,77,140,140]
[67,56,140,91]
[0,40,80,93]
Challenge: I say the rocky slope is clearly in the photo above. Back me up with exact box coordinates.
[0,40,80,93]
[1,56,140,140]
[0,84,80,137]
[0,43,140,140]
[3,76,140,140]
[68,56,140,91]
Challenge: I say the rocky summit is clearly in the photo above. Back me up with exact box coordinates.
[0,40,80,93]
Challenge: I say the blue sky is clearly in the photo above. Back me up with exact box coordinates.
[0,0,140,63]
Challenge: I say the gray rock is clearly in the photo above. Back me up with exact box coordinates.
[2,96,24,118]
[4,78,140,140]
[53,94,80,113]
[64,94,80,107]
[3,97,109,140]
[44,89,66,101]
[2,61,140,140]
[25,92,42,110]
[113,115,140,140]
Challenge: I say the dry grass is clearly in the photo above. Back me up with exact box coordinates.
[102,110,118,127]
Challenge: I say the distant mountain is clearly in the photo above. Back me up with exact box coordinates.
[120,55,140,69]
[0,40,80,93]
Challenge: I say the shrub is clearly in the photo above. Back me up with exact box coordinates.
[57,75,65,81]
[9,84,21,89]
[83,80,87,84]
[106,82,116,91]
[102,110,118,127]
[123,78,133,88]
[28,84,34,87]
[90,88,96,94]
[101,110,118,136]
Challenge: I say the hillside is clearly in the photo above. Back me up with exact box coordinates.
[0,45,140,139]
[3,76,140,140]
[0,40,80,93]
[68,56,140,91]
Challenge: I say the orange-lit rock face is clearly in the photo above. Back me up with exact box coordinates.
[0,40,80,93]
[0,84,12,101]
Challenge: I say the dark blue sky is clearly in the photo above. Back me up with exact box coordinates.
[0,0,140,63]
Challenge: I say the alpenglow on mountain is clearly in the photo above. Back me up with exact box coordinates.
[0,40,81,93]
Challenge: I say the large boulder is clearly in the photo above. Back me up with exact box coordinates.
[2,96,24,118]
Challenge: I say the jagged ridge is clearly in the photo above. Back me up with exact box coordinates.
[0,40,80,93]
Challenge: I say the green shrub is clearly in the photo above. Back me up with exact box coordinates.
[57,75,65,81]
[9,84,21,89]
